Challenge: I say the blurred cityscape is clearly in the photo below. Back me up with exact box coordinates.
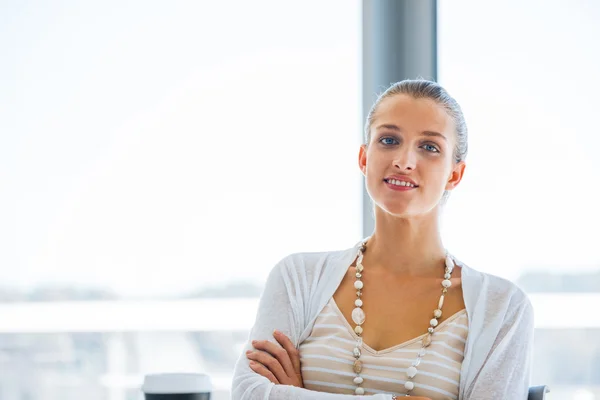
[1,271,600,399]
[0,284,260,400]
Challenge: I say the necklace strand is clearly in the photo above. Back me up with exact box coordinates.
[351,241,455,397]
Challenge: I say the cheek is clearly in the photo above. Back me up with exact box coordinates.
[364,160,385,191]
[423,158,452,185]
[366,155,391,182]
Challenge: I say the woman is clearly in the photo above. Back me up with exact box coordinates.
[231,80,534,399]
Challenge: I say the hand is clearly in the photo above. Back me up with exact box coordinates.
[246,329,303,388]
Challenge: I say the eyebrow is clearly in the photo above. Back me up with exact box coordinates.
[375,124,447,141]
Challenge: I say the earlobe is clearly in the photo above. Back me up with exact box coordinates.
[446,162,466,190]
[358,145,367,176]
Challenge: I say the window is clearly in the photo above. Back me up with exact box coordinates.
[439,1,600,397]
[0,1,361,399]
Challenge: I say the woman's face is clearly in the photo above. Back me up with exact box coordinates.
[359,94,465,218]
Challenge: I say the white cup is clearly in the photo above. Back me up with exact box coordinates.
[142,373,212,400]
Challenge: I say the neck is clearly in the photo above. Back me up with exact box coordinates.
[362,207,446,277]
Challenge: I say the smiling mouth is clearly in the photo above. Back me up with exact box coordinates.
[383,178,419,188]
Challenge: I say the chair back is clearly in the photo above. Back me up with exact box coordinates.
[528,385,550,400]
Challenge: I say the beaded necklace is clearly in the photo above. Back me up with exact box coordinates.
[350,241,455,397]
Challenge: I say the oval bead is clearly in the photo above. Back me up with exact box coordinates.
[444,273,451,279]
[430,318,438,327]
[354,280,364,290]
[422,334,432,347]
[355,387,365,395]
[428,327,434,334]
[442,279,452,288]
[353,347,361,358]
[352,307,366,325]
[438,295,445,309]
[404,381,415,391]
[355,273,362,279]
[433,309,442,318]
[355,299,363,307]
[354,325,363,335]
[407,366,418,378]
[353,376,364,384]
[445,255,454,271]
[353,360,363,373]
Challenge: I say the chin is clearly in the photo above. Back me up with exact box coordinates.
[378,201,413,217]
[378,200,437,219]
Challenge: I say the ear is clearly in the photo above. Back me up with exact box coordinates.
[445,161,466,191]
[358,145,368,176]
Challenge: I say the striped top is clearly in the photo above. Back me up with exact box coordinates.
[299,297,469,400]
[232,240,535,400]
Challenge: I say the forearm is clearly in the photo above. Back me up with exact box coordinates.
[270,385,392,399]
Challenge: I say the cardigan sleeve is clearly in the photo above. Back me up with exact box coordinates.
[231,256,391,400]
[463,297,535,400]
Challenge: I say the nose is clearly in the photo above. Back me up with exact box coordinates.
[393,147,416,171]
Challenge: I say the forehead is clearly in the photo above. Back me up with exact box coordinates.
[373,94,455,134]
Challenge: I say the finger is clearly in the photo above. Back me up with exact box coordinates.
[247,349,287,383]
[252,339,296,378]
[273,330,301,374]
[249,361,279,384]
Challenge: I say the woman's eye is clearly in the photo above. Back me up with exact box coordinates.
[379,137,398,145]
[422,144,440,153]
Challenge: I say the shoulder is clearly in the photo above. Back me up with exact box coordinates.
[279,247,349,278]
[459,259,529,302]
[267,246,353,290]
[458,260,533,323]
[283,248,348,269]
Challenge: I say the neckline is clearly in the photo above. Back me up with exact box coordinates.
[328,294,467,356]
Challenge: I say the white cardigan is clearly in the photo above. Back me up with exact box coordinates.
[231,239,534,399]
